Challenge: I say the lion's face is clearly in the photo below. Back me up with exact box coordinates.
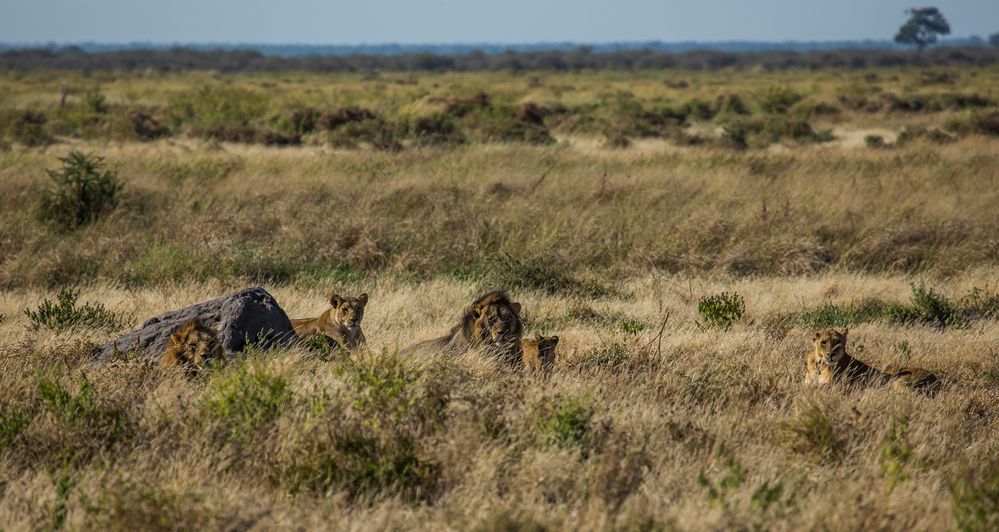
[330,293,368,331]
[535,334,559,371]
[813,329,848,366]
[474,300,522,346]
[171,320,224,367]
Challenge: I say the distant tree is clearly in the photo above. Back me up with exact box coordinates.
[990,33,999,48]
[895,7,951,51]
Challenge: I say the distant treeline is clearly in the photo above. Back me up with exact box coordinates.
[0,37,992,56]
[2,45,999,72]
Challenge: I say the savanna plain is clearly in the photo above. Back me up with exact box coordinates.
[2,66,999,531]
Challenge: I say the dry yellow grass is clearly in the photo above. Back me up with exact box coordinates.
[2,67,999,530]
[2,271,999,530]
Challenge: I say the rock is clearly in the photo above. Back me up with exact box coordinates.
[92,287,297,361]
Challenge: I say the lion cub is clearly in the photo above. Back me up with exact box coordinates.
[291,293,368,350]
[805,329,941,394]
[522,334,559,376]
[161,318,225,375]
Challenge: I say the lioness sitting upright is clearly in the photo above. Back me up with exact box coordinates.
[291,293,368,350]
[400,290,523,365]
[805,328,941,395]
[522,334,559,376]
[161,318,225,375]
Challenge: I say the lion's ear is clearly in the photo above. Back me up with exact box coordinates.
[535,333,542,342]
[841,327,849,337]
[551,336,559,345]
[813,331,821,340]
[329,294,343,308]
[470,305,483,319]
[357,293,368,306]
[510,302,522,315]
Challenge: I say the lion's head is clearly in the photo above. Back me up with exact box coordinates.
[534,334,559,373]
[167,318,224,369]
[812,328,848,366]
[459,291,523,353]
[328,293,368,331]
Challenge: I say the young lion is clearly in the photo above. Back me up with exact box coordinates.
[161,318,224,375]
[522,334,559,376]
[805,328,941,394]
[290,293,368,350]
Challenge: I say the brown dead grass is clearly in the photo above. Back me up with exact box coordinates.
[2,272,999,530]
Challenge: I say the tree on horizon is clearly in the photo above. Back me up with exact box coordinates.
[895,7,951,52]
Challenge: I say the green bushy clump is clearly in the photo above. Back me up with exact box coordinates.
[202,363,294,440]
[24,287,131,333]
[698,292,745,330]
[37,150,123,230]
[530,394,597,450]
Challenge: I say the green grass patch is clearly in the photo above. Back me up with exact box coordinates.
[202,362,294,440]
[530,393,597,451]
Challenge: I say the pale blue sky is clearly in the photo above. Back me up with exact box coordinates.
[3,0,997,44]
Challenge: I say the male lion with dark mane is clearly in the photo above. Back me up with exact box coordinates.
[160,318,225,375]
[400,290,523,364]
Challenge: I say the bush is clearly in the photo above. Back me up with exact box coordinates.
[530,394,597,451]
[908,281,958,328]
[37,150,123,230]
[202,363,294,440]
[697,292,745,330]
[757,86,805,114]
[23,287,131,333]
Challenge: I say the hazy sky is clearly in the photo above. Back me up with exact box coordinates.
[3,0,998,44]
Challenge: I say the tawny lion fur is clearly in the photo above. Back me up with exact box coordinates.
[160,318,224,375]
[291,292,368,350]
[400,290,523,364]
[522,334,559,376]
[805,328,941,395]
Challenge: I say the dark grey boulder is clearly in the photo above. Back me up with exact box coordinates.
[92,287,297,361]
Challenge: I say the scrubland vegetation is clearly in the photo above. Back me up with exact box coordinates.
[1,64,999,530]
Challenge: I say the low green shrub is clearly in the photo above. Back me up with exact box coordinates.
[37,150,123,230]
[530,393,596,450]
[24,287,131,333]
[757,86,805,114]
[202,363,294,440]
[697,292,745,330]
